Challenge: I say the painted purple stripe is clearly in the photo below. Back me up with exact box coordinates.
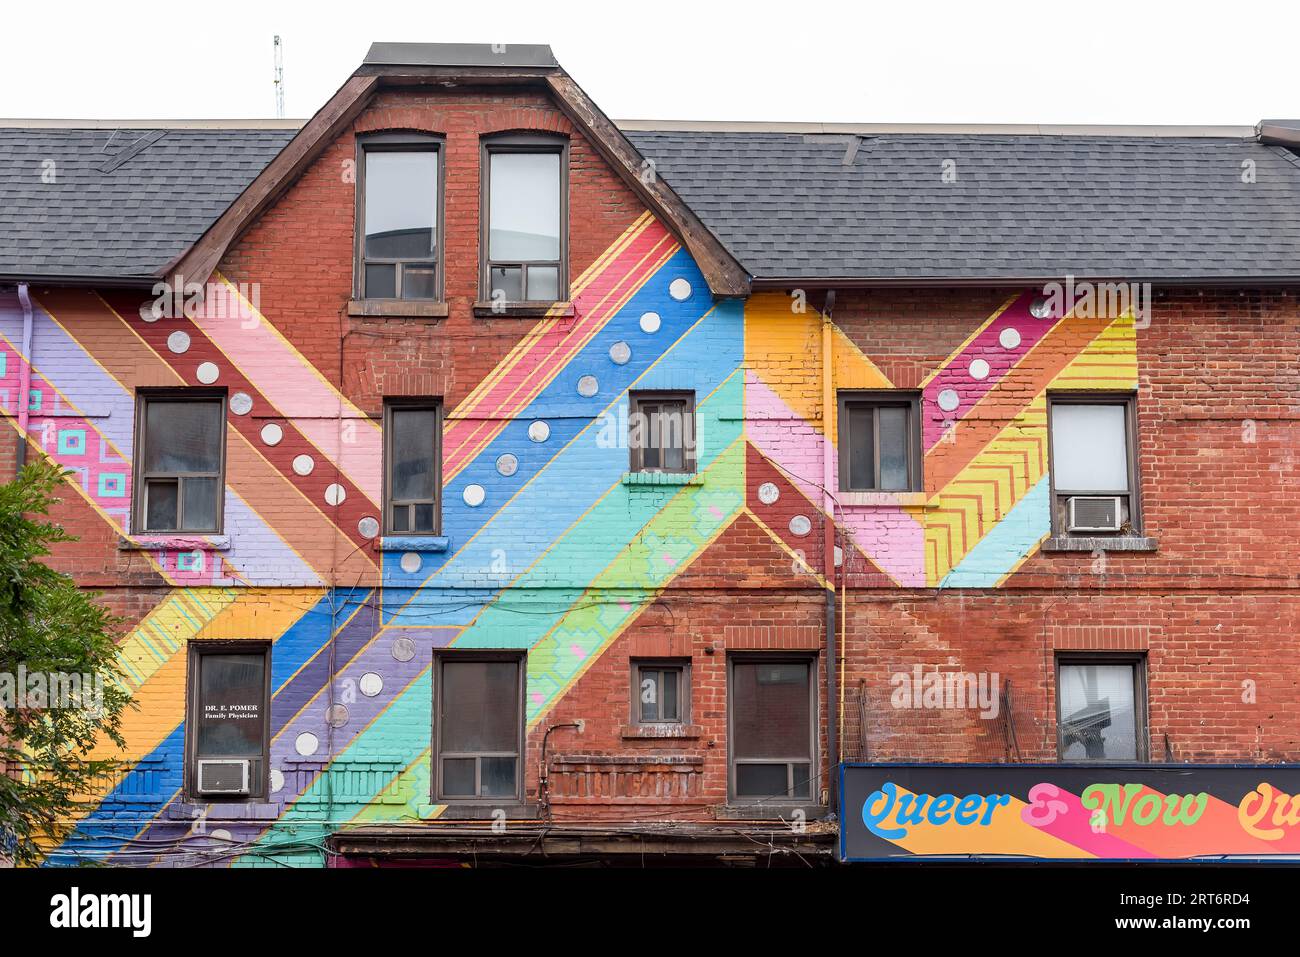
[921,290,1059,449]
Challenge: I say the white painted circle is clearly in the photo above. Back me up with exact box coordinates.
[138,300,162,323]
[260,423,284,446]
[167,330,191,354]
[357,516,380,539]
[324,483,346,506]
[609,341,631,365]
[294,732,319,756]
[229,392,253,416]
[211,828,233,843]
[937,389,961,412]
[789,515,812,537]
[292,454,314,476]
[270,769,285,793]
[463,484,486,507]
[326,704,349,728]
[196,361,220,384]
[757,482,780,505]
[392,637,416,662]
[496,453,518,477]
[577,374,599,398]
[399,551,421,574]
[669,278,692,301]
[639,312,662,334]
[1029,296,1052,319]
[968,358,990,380]
[359,672,383,697]
[833,545,844,567]
[527,420,551,443]
[999,327,1022,350]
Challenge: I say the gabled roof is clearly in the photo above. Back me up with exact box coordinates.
[166,44,751,297]
[624,124,1300,284]
[0,123,296,284]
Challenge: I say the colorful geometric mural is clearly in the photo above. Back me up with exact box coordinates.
[17,213,1140,865]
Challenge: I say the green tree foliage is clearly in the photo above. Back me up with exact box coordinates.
[0,461,131,866]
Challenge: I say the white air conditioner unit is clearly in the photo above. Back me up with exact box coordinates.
[196,758,251,796]
[1067,495,1122,533]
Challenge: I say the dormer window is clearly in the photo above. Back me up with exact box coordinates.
[356,134,442,301]
[481,134,568,305]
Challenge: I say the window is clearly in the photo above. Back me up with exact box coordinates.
[1056,654,1148,762]
[632,660,689,724]
[356,135,441,300]
[133,392,225,533]
[433,653,524,801]
[481,134,567,303]
[838,392,921,492]
[383,400,441,535]
[186,643,270,800]
[629,391,696,474]
[1048,394,1141,534]
[729,656,816,803]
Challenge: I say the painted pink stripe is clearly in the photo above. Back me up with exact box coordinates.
[922,291,1058,450]
[745,374,925,587]
[1023,786,1156,859]
[190,284,382,503]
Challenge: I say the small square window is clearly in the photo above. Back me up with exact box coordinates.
[629,391,696,474]
[632,660,689,724]
[838,393,921,492]
[1056,654,1148,762]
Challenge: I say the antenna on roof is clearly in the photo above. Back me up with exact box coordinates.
[273,35,285,119]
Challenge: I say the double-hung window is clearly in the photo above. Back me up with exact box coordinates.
[356,135,442,301]
[728,656,817,804]
[433,653,525,801]
[186,643,271,800]
[133,392,225,533]
[1048,394,1141,535]
[633,660,689,724]
[383,400,441,535]
[481,134,567,304]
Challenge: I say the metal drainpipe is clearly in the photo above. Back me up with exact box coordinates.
[820,291,838,817]
[15,283,34,476]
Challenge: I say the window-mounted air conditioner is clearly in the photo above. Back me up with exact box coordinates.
[1066,495,1122,533]
[196,758,251,796]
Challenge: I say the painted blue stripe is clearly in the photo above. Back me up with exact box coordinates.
[939,476,1050,588]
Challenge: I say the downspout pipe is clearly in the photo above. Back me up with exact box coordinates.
[15,283,33,476]
[820,290,838,818]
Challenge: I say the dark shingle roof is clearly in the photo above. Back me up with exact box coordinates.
[0,126,296,282]
[625,130,1300,280]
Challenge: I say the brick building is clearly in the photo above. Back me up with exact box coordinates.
[1,43,1297,866]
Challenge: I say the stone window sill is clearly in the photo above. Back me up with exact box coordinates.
[1042,535,1158,552]
[838,491,929,507]
[347,299,448,319]
[376,535,450,553]
[417,803,541,820]
[472,301,574,318]
[118,534,231,552]
[620,723,703,741]
[168,802,282,820]
[622,471,703,487]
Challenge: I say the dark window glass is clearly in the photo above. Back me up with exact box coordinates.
[1058,661,1142,761]
[436,657,522,801]
[385,403,440,535]
[360,147,439,300]
[630,393,695,474]
[637,665,685,723]
[840,396,920,492]
[136,396,224,533]
[730,659,814,802]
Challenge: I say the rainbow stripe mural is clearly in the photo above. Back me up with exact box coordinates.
[3,206,1143,866]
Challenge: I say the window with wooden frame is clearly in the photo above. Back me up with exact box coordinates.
[133,391,226,533]
[629,390,696,474]
[432,652,525,802]
[355,133,443,301]
[1047,393,1142,535]
[728,655,817,804]
[383,400,442,535]
[186,642,271,801]
[632,659,690,725]
[480,133,568,304]
[1055,653,1148,762]
[837,392,922,492]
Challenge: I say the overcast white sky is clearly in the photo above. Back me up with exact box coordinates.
[3,0,1297,125]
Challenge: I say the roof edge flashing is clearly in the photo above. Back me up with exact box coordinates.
[362,42,559,70]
